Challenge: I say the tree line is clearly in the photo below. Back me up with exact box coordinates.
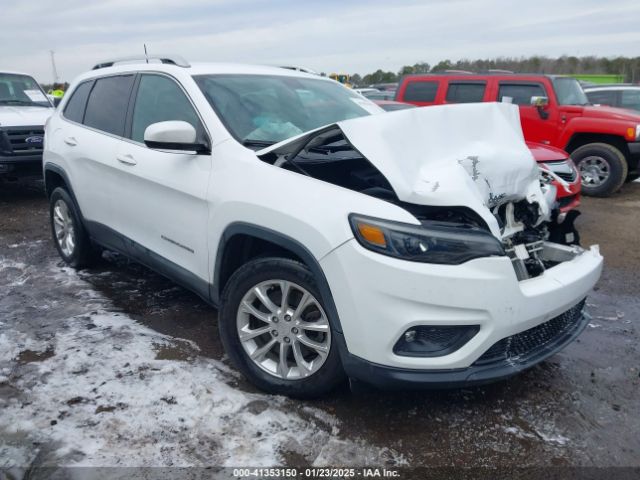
[348,56,640,86]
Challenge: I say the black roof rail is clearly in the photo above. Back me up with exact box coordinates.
[92,54,190,70]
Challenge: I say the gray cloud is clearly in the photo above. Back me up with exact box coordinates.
[1,0,638,83]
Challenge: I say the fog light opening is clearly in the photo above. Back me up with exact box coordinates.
[393,325,480,358]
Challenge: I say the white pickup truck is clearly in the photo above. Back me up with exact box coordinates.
[0,71,53,178]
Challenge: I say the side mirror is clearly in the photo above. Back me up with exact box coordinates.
[530,96,549,107]
[530,96,549,119]
[144,121,209,154]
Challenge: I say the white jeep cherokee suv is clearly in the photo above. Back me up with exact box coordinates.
[44,55,603,397]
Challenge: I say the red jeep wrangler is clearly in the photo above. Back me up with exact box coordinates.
[396,74,640,196]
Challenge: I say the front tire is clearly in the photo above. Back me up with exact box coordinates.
[219,257,345,398]
[571,142,628,197]
[49,187,98,268]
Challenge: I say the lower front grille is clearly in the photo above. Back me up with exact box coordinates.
[555,171,577,182]
[474,299,586,366]
[0,126,45,156]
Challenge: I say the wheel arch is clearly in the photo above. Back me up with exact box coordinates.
[43,164,85,219]
[213,223,343,333]
[565,133,630,160]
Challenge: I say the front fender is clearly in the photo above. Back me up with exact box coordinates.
[560,117,631,150]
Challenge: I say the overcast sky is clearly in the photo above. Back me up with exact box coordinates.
[1,0,639,83]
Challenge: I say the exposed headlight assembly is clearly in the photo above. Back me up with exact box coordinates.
[349,214,505,265]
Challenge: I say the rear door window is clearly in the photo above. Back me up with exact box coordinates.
[83,75,135,136]
[497,83,546,105]
[445,82,486,103]
[403,81,439,102]
[63,81,92,123]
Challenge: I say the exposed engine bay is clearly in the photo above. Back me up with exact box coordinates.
[256,103,586,281]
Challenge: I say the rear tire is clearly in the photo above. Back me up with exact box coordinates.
[219,257,345,398]
[49,187,99,268]
[571,142,628,197]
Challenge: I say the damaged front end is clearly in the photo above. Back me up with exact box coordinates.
[257,103,592,279]
[495,197,584,280]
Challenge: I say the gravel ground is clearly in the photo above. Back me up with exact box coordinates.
[0,178,638,476]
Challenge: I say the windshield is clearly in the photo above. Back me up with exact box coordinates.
[553,77,589,106]
[194,74,379,145]
[0,73,51,107]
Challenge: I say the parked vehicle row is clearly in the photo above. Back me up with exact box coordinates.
[394,73,640,196]
[42,56,602,397]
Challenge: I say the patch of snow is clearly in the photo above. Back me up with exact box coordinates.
[0,263,400,468]
[502,425,536,441]
[532,427,570,446]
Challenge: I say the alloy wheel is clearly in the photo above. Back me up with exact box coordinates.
[578,155,610,187]
[236,279,331,380]
[52,199,76,257]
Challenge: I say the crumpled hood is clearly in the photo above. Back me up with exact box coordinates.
[0,106,53,127]
[260,103,548,235]
[334,103,540,209]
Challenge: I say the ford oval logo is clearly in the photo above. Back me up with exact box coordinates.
[25,136,43,144]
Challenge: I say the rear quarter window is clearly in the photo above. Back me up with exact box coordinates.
[83,75,135,136]
[63,81,93,123]
[402,81,439,102]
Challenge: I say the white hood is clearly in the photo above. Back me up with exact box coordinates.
[259,102,550,236]
[0,106,53,128]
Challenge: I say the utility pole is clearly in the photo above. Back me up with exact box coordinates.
[50,50,59,84]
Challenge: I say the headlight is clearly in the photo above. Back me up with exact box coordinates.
[636,124,640,141]
[349,214,505,265]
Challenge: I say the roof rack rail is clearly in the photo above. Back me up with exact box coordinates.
[92,54,190,70]
[442,69,474,75]
[486,69,515,74]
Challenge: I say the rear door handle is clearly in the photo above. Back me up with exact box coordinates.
[116,154,137,166]
[64,137,77,146]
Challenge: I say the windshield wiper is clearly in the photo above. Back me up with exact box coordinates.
[0,100,42,107]
[242,139,275,148]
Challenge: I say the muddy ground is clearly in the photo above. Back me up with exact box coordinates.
[0,178,638,475]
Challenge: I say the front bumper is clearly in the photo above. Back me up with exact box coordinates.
[628,142,640,174]
[541,159,581,212]
[554,178,581,212]
[321,239,602,385]
[0,153,43,176]
[339,299,589,389]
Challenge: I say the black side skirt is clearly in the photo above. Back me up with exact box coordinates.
[85,221,213,306]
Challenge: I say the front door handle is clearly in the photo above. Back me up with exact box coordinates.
[64,136,77,146]
[116,154,137,166]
